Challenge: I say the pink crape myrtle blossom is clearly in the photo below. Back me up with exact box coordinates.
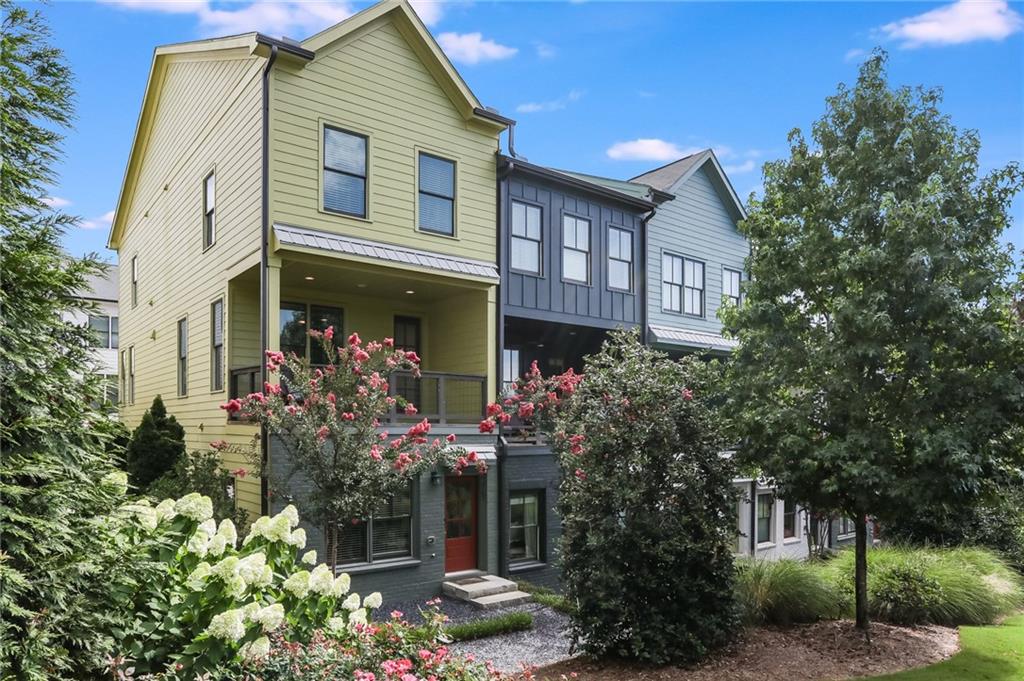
[221,327,485,571]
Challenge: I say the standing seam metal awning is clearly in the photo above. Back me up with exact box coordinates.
[273,223,500,282]
[648,325,738,352]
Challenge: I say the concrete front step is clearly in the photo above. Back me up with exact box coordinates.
[442,574,530,606]
[470,590,533,610]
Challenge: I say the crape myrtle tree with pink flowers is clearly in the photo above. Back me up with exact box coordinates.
[224,328,485,572]
[480,329,739,664]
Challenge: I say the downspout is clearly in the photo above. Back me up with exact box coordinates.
[496,157,511,577]
[506,121,519,160]
[639,206,656,346]
[259,44,279,517]
[749,479,757,555]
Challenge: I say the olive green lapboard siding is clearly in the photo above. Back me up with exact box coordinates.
[268,15,500,264]
[116,53,265,516]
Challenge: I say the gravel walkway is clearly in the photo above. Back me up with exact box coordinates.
[381,596,574,673]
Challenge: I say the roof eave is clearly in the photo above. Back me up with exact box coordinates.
[499,155,656,211]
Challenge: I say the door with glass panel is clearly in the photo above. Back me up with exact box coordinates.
[393,315,422,414]
[444,475,478,572]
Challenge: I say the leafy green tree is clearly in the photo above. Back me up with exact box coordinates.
[0,2,137,675]
[481,330,740,663]
[126,395,186,489]
[722,51,1024,631]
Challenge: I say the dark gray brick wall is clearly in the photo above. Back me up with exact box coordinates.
[503,446,563,593]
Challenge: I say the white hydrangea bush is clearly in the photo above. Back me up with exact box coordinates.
[114,493,381,675]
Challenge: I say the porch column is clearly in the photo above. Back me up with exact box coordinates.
[486,285,498,405]
[266,257,282,381]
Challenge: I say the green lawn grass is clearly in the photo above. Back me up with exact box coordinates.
[868,615,1024,681]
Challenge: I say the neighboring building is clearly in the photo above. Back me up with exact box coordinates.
[108,0,511,601]
[67,266,120,408]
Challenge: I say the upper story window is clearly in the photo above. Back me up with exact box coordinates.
[662,253,704,316]
[561,215,590,284]
[131,256,139,308]
[203,171,216,249]
[323,126,367,218]
[723,268,742,306]
[211,299,224,392]
[177,317,188,396]
[418,153,455,236]
[607,227,633,292]
[510,201,542,275]
[88,314,118,349]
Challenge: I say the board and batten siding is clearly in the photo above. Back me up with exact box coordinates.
[268,16,500,263]
[116,53,264,516]
[501,172,644,328]
[647,165,749,336]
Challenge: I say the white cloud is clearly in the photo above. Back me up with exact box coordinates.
[606,139,695,162]
[101,1,358,38]
[534,41,556,58]
[516,89,583,114]
[880,0,1023,48]
[409,0,444,26]
[723,159,756,175]
[844,47,866,62]
[81,210,115,231]
[437,32,517,64]
[43,196,71,208]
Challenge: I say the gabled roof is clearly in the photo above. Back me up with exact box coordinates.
[630,149,748,221]
[500,156,657,211]
[108,0,510,250]
[548,168,674,204]
[301,0,508,131]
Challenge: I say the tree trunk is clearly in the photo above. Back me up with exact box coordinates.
[855,514,870,636]
[325,520,338,574]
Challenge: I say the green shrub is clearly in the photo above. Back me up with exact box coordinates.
[824,546,1024,626]
[444,611,533,642]
[734,559,841,625]
[148,447,248,528]
[126,395,186,489]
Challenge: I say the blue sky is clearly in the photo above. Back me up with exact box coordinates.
[35,0,1024,261]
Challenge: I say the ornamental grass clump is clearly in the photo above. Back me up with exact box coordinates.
[734,558,842,626]
[480,329,740,664]
[824,545,1024,626]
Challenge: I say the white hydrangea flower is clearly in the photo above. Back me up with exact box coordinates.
[288,528,307,549]
[342,592,361,612]
[237,553,267,586]
[241,601,261,620]
[301,550,317,566]
[243,516,270,546]
[211,556,240,580]
[207,534,227,557]
[309,564,334,596]
[174,493,213,523]
[362,592,382,610]
[186,562,212,592]
[217,519,238,548]
[267,514,292,543]
[255,565,273,588]
[331,573,351,598]
[186,530,211,557]
[100,470,128,496]
[252,603,285,632]
[206,608,247,642]
[224,574,247,599]
[154,498,176,522]
[198,518,217,536]
[128,501,158,531]
[281,504,300,528]
[326,616,346,634]
[240,635,271,661]
[347,608,367,628]
[283,570,311,599]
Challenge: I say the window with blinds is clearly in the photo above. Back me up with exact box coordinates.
[561,215,590,284]
[418,153,455,236]
[323,126,367,217]
[337,483,414,565]
[510,201,542,275]
[211,299,224,392]
[607,227,633,291]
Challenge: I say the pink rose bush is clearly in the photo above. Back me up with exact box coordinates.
[222,329,484,570]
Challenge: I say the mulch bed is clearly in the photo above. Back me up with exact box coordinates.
[536,620,959,681]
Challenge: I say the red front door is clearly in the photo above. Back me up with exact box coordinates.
[444,476,478,573]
